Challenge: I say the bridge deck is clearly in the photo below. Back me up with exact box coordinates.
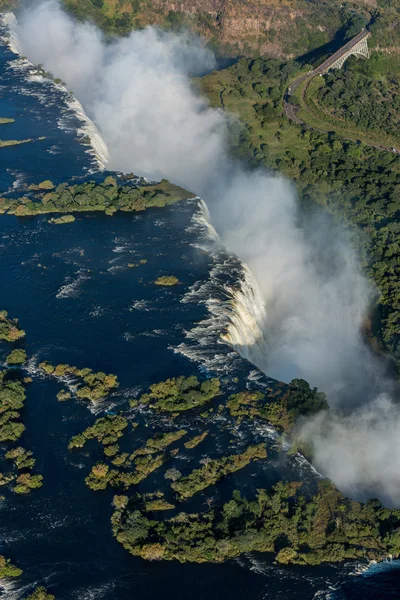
[314,30,371,75]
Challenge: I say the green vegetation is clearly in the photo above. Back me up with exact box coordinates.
[0,555,22,578]
[39,362,119,402]
[67,374,400,567]
[135,376,221,413]
[201,57,400,370]
[49,214,75,224]
[143,497,175,512]
[171,444,267,500]
[85,451,171,491]
[30,180,55,190]
[294,69,400,150]
[0,313,42,493]
[130,430,187,459]
[0,473,14,486]
[6,349,27,365]
[25,588,55,600]
[70,420,186,492]
[0,310,26,342]
[0,176,193,217]
[311,60,400,146]
[227,379,327,432]
[0,138,32,148]
[154,275,179,286]
[164,468,182,482]
[184,431,208,449]
[112,480,400,565]
[56,389,71,402]
[6,447,35,470]
[69,415,128,449]
[14,472,43,494]
[0,369,27,443]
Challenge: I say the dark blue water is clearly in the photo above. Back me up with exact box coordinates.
[0,30,399,600]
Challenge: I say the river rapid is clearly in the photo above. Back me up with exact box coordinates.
[0,17,399,600]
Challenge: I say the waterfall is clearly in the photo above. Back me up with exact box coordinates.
[0,12,109,171]
[178,198,268,371]
[220,263,267,364]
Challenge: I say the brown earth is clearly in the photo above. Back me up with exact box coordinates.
[1,0,397,60]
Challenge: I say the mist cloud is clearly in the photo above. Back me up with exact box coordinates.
[12,0,400,504]
[299,396,400,506]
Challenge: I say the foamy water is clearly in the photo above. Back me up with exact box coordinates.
[177,198,268,371]
[0,12,109,171]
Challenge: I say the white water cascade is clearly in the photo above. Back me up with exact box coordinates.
[220,263,267,363]
[178,198,268,371]
[1,12,109,171]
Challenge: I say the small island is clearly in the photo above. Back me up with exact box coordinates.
[25,588,55,600]
[0,312,42,495]
[49,215,75,224]
[0,175,194,218]
[0,138,33,148]
[6,349,27,365]
[0,310,26,342]
[39,362,119,403]
[154,276,179,286]
[0,555,22,578]
[0,556,54,598]
[134,376,221,413]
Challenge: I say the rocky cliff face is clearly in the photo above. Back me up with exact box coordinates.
[2,0,397,60]
[79,0,377,57]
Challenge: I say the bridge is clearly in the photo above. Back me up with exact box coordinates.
[281,29,400,154]
[285,29,372,102]
[314,29,371,74]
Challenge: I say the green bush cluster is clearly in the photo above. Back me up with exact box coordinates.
[49,214,75,224]
[56,389,71,402]
[0,555,22,578]
[227,379,327,431]
[69,415,128,449]
[6,349,27,365]
[130,430,187,459]
[154,276,179,286]
[171,443,267,500]
[0,312,43,493]
[5,446,35,470]
[69,414,187,492]
[0,370,26,443]
[25,588,55,600]
[85,451,171,491]
[14,472,43,494]
[315,64,400,144]
[0,176,193,217]
[184,431,208,449]
[0,310,25,342]
[67,373,400,568]
[112,480,400,565]
[39,362,119,402]
[135,376,221,413]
